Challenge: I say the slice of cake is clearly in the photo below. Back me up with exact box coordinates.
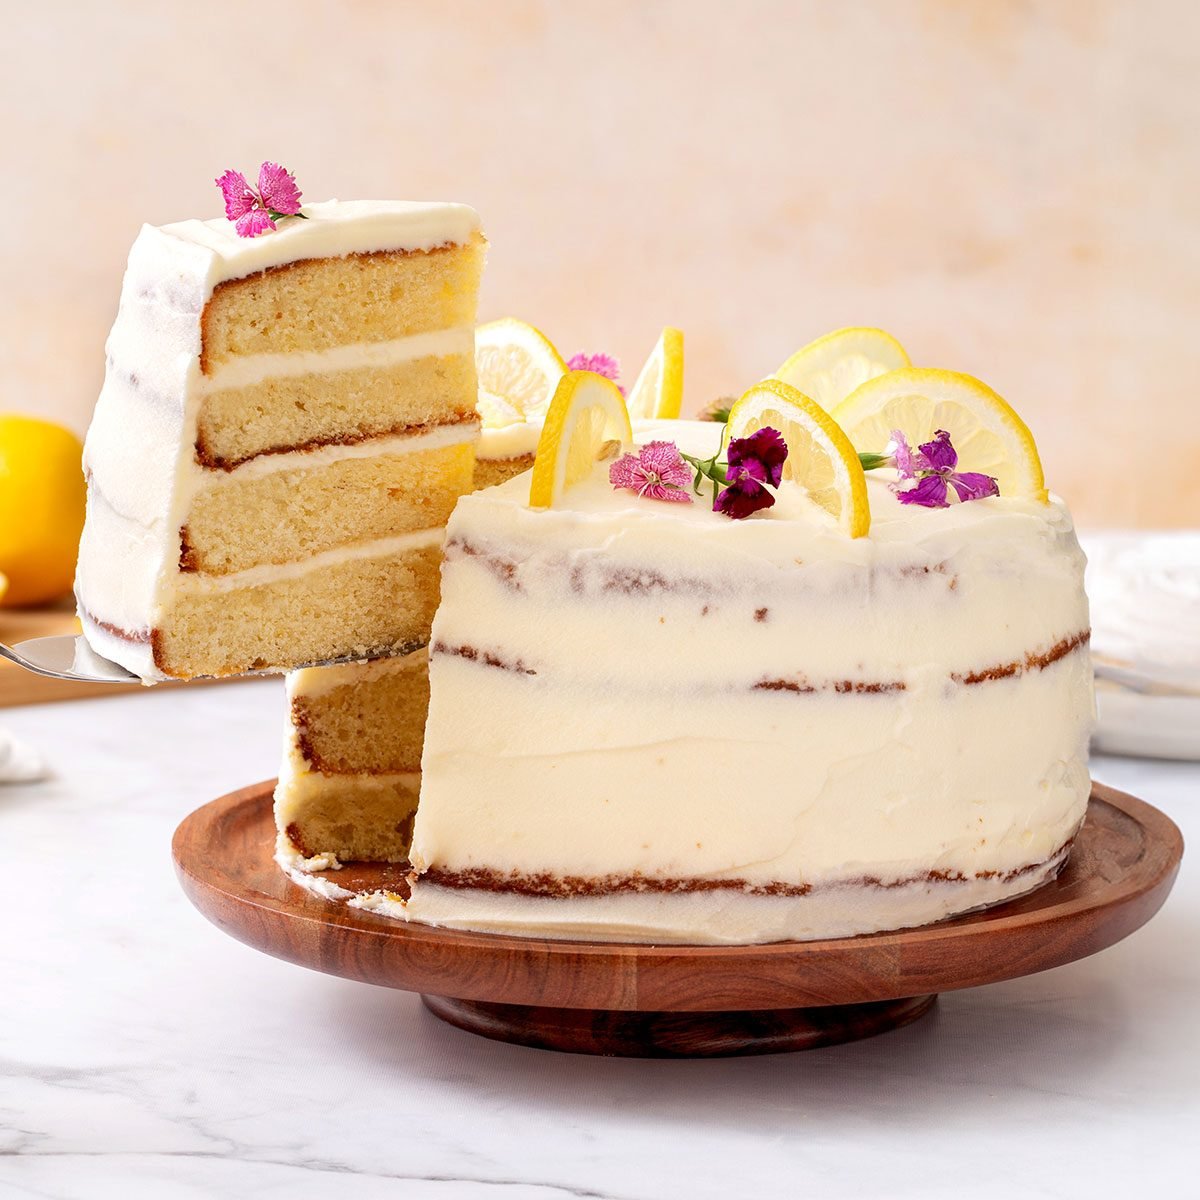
[400,370,1093,944]
[276,650,429,868]
[76,197,484,680]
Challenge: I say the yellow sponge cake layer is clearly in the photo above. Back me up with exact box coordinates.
[200,235,485,370]
[289,653,429,775]
[276,651,430,864]
[472,454,535,491]
[181,435,475,576]
[158,537,441,677]
[278,772,421,864]
[196,346,477,469]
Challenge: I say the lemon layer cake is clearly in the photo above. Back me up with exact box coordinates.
[276,650,429,866]
[76,200,484,680]
[402,414,1093,944]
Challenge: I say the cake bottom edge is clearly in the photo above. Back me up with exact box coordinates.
[282,838,1076,946]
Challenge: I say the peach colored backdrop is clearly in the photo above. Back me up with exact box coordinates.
[3,0,1197,527]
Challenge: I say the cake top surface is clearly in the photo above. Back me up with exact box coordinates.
[150,199,481,283]
[458,419,1079,565]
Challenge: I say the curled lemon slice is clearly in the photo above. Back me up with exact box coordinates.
[726,378,870,537]
[626,326,684,421]
[529,371,633,508]
[832,367,1047,503]
[774,327,910,411]
[475,317,567,428]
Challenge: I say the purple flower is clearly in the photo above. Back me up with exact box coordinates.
[891,429,1000,508]
[711,427,789,520]
[215,162,304,238]
[567,352,625,396]
[726,427,788,487]
[609,441,694,503]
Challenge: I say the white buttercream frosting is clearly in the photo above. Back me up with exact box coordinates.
[274,834,354,899]
[402,419,1094,944]
[194,327,473,393]
[400,848,1073,945]
[158,199,480,283]
[477,421,541,462]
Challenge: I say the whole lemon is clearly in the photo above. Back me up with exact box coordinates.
[0,415,87,607]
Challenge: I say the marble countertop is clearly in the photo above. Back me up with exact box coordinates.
[0,681,1195,1199]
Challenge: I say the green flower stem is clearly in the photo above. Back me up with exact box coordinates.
[858,452,892,471]
[678,450,730,498]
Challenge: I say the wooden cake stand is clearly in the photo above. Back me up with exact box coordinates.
[173,781,1181,1058]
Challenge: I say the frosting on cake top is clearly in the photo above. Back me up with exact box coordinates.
[156,199,481,285]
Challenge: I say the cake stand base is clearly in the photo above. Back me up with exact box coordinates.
[173,780,1182,1060]
[421,993,937,1057]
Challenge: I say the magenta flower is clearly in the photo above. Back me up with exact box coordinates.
[714,473,776,519]
[609,441,694,503]
[727,427,788,488]
[891,429,1000,508]
[567,352,625,396]
[713,427,789,519]
[215,162,305,238]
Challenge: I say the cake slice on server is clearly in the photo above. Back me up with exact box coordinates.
[75,169,484,681]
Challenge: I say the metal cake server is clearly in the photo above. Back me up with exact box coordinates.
[0,636,142,683]
[0,635,430,685]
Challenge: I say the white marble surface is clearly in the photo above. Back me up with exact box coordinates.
[0,682,1195,1199]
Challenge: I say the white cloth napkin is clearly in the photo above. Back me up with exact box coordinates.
[0,728,48,783]
[1081,530,1200,759]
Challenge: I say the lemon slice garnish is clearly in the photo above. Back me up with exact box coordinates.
[626,327,684,421]
[726,378,870,537]
[774,327,910,411]
[529,371,634,508]
[475,317,567,428]
[832,367,1047,503]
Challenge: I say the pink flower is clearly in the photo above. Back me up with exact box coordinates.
[609,441,694,503]
[567,352,625,396]
[256,161,302,215]
[215,162,304,238]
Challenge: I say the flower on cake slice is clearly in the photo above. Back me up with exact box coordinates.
[215,161,306,238]
[888,430,1000,508]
